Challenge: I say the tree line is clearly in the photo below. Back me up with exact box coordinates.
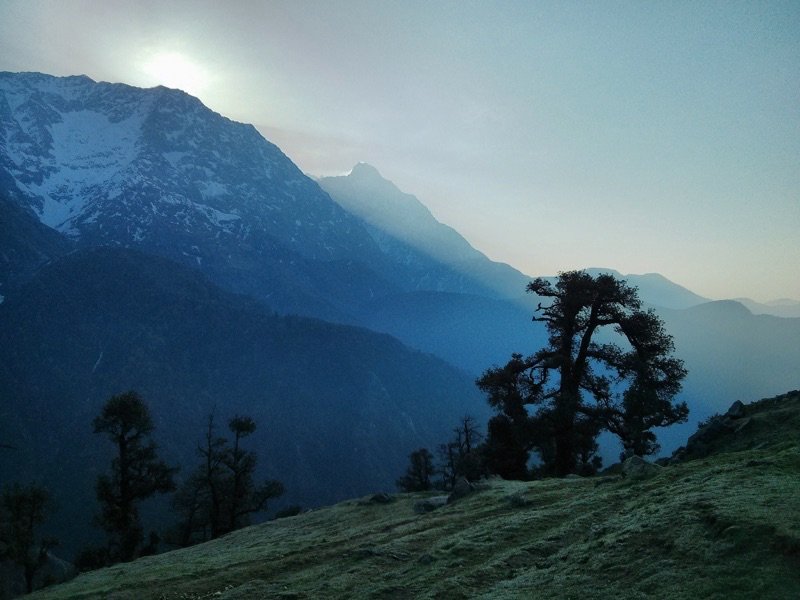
[0,392,284,592]
[398,271,689,490]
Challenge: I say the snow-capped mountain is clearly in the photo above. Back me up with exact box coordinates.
[0,72,388,319]
[1,72,370,253]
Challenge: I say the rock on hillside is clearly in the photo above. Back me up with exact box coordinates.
[672,390,800,461]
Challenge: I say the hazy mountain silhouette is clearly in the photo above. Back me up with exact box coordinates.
[319,163,529,299]
[581,268,709,309]
[732,297,800,319]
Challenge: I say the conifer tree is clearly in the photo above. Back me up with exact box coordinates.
[93,391,176,562]
[221,416,284,534]
[396,448,434,492]
[172,413,283,546]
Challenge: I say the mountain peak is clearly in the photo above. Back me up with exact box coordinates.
[348,162,383,179]
[342,162,398,194]
[319,164,530,299]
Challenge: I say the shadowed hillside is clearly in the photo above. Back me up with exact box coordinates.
[0,247,485,558]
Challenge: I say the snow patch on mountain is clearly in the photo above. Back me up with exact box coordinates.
[19,109,143,230]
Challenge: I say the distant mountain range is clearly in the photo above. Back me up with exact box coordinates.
[1,72,798,557]
[732,297,800,319]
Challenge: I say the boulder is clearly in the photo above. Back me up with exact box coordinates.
[368,493,395,504]
[726,400,746,419]
[622,455,662,480]
[413,496,449,514]
[447,478,475,504]
[357,492,395,506]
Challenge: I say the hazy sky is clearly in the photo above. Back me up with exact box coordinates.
[2,1,798,301]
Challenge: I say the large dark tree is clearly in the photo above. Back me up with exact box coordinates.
[481,414,529,480]
[93,391,176,562]
[478,271,688,477]
[0,483,56,594]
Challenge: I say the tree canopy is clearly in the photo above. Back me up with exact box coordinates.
[478,271,688,477]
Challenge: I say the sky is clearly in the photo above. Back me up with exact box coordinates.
[1,1,798,302]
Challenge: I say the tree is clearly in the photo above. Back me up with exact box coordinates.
[482,414,530,480]
[438,416,485,488]
[478,271,688,477]
[0,483,57,594]
[396,448,435,492]
[93,391,176,562]
[171,413,228,545]
[221,416,284,534]
[171,413,284,546]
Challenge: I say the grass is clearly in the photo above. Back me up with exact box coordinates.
[30,392,800,599]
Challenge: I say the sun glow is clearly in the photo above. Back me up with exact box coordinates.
[139,51,209,97]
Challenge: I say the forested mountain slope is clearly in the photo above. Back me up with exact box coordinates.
[0,247,485,556]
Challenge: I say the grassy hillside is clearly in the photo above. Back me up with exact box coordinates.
[30,392,800,599]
